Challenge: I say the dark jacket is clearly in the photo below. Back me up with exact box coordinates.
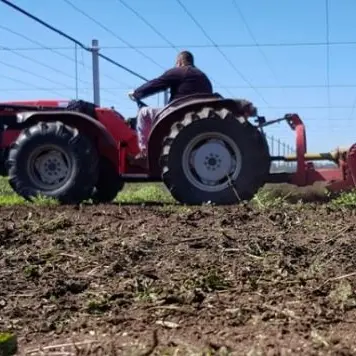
[133,65,213,103]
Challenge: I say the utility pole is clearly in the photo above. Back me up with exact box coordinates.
[91,39,100,106]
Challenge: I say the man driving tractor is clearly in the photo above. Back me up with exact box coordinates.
[129,50,213,165]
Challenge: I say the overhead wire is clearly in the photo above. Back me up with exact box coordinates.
[1,0,354,137]
[63,0,234,98]
[0,0,155,104]
[61,0,164,71]
[0,58,76,90]
[0,59,123,101]
[1,85,356,91]
[0,24,84,66]
[0,45,125,99]
[0,23,92,97]
[0,21,135,92]
[2,40,356,50]
[115,0,233,95]
[0,44,80,84]
[231,0,285,101]
[0,73,68,98]
[0,24,117,97]
[325,0,331,121]
[116,0,177,50]
[0,0,149,82]
[175,0,272,108]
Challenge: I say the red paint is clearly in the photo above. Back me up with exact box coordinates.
[3,100,69,107]
[0,100,142,175]
[1,100,355,192]
[1,130,20,149]
[95,108,140,159]
[284,114,356,192]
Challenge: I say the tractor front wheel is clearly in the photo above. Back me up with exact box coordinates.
[7,121,98,204]
[91,158,124,203]
[160,107,270,205]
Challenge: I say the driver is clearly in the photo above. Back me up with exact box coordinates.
[129,50,213,166]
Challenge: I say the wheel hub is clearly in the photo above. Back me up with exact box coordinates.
[27,146,72,191]
[193,141,232,182]
[35,151,69,185]
[182,133,242,193]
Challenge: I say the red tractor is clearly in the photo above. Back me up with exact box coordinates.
[0,93,355,205]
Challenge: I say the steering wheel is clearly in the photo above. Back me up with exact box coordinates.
[128,92,147,109]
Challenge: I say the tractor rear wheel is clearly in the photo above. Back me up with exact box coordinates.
[160,107,270,205]
[7,121,98,204]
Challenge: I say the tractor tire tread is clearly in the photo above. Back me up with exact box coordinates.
[7,121,98,204]
[160,106,270,205]
[91,158,124,203]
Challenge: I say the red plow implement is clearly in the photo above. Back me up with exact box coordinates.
[265,114,356,194]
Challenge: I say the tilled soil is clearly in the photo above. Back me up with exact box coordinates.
[1,203,356,355]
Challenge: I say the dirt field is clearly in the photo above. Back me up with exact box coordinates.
[1,202,356,355]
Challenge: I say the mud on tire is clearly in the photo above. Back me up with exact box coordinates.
[160,107,270,205]
[7,121,98,204]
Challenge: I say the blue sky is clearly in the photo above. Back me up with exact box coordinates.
[1,0,356,153]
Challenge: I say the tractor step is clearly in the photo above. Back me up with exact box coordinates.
[120,174,161,182]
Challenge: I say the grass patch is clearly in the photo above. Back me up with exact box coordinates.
[115,182,174,204]
[0,176,355,208]
[0,177,174,206]
[329,189,356,209]
[0,332,17,355]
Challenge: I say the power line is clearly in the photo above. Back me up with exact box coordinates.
[0,0,147,96]
[214,84,356,89]
[175,0,271,107]
[0,24,148,95]
[116,0,177,50]
[0,73,70,98]
[62,0,234,98]
[231,0,288,107]
[2,84,356,92]
[62,0,164,71]
[0,57,78,90]
[231,1,281,87]
[114,0,233,96]
[0,76,132,107]
[0,43,81,84]
[0,24,85,67]
[0,0,149,82]
[2,40,356,50]
[100,40,356,48]
[325,0,331,120]
[0,24,131,91]
[0,25,126,94]
[2,84,356,91]
[259,105,356,109]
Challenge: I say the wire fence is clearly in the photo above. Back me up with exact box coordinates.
[266,135,295,157]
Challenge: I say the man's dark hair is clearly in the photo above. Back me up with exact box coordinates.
[178,51,194,66]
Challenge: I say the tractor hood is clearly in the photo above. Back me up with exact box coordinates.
[1,99,70,108]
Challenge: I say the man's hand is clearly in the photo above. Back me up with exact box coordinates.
[128,90,136,101]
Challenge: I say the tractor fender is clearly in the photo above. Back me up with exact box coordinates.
[15,110,119,167]
[147,97,256,176]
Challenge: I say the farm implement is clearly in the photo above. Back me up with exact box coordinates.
[0,93,355,205]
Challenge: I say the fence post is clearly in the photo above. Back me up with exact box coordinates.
[277,138,281,168]
[91,39,100,106]
[287,145,291,168]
